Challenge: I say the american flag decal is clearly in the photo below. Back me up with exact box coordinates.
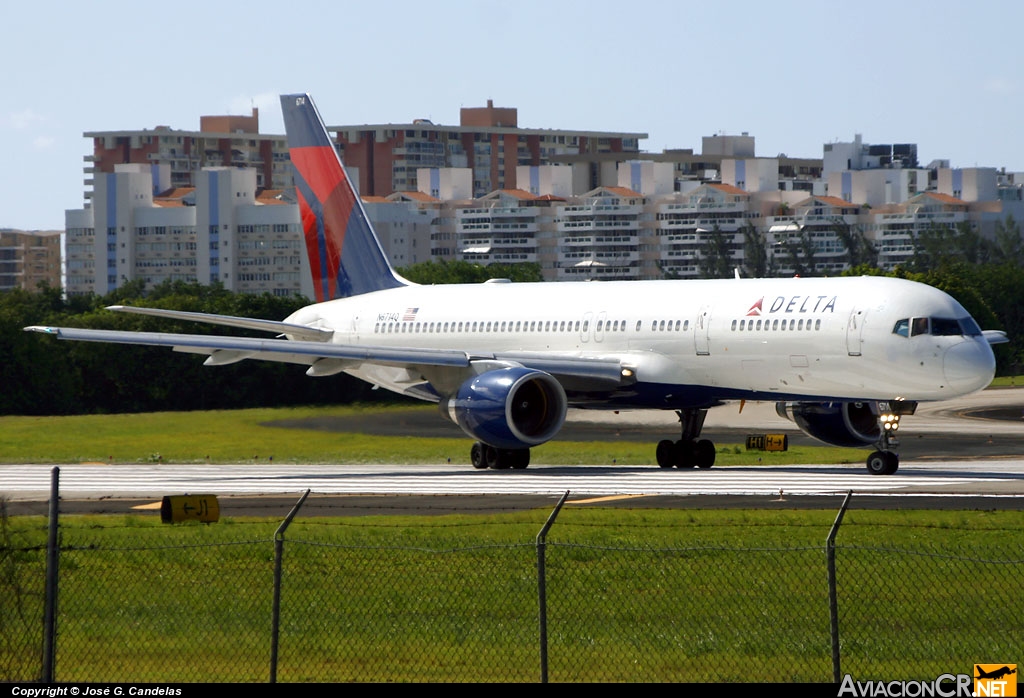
[402,307,420,322]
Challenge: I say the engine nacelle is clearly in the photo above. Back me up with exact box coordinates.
[440,367,567,450]
[775,401,880,448]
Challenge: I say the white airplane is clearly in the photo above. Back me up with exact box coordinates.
[26,93,1005,475]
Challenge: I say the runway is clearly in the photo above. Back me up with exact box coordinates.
[3,460,1024,502]
[3,388,1024,505]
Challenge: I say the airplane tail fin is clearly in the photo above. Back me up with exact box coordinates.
[280,93,407,302]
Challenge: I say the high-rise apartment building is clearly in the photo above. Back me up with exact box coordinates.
[333,100,646,198]
[0,230,62,291]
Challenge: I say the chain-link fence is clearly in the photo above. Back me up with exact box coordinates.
[3,495,1022,683]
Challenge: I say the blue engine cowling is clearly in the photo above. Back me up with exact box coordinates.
[775,401,880,447]
[440,367,567,450]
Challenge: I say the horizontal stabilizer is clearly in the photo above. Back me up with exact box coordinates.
[983,330,1009,345]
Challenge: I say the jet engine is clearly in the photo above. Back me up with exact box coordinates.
[775,401,881,448]
[440,367,567,450]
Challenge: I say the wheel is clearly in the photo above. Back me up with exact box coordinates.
[656,440,675,468]
[694,439,716,469]
[470,442,487,469]
[866,450,898,475]
[884,451,899,474]
[510,449,530,470]
[674,439,695,468]
[487,446,510,469]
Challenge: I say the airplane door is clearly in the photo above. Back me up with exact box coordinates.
[847,307,866,356]
[594,311,607,343]
[580,312,593,343]
[695,305,711,355]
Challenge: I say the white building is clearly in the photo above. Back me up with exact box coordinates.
[65,164,306,297]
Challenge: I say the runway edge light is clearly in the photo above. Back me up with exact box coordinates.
[160,495,220,524]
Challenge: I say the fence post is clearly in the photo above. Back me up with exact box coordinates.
[827,490,853,683]
[42,466,60,682]
[536,490,569,684]
[269,489,310,683]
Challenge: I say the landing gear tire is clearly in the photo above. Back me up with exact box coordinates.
[656,440,676,468]
[694,439,716,469]
[471,442,487,469]
[674,439,695,468]
[485,445,509,469]
[866,450,898,475]
[471,443,531,470]
[654,409,715,470]
[508,449,530,470]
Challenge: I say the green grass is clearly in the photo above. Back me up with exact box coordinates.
[4,509,1023,682]
[989,374,1024,387]
[0,404,866,465]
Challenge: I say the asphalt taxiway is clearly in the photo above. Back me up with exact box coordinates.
[2,388,1023,514]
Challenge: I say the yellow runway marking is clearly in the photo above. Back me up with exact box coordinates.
[569,494,649,505]
[131,502,163,511]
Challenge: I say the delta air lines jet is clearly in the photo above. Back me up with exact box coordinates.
[26,93,1004,475]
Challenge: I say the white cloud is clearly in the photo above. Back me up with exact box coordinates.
[32,136,56,150]
[983,77,1016,95]
[6,108,48,130]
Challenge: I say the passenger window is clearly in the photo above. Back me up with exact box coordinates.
[731,320,737,330]
[893,319,909,338]
[911,317,929,336]
[636,320,642,331]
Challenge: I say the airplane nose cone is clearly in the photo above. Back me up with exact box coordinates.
[944,340,995,394]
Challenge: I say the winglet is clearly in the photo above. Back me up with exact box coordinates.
[280,93,407,302]
[23,325,60,335]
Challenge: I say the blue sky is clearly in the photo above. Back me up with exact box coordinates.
[2,0,1020,230]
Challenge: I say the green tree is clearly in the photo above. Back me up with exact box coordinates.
[398,259,542,284]
[741,224,768,278]
[698,226,735,279]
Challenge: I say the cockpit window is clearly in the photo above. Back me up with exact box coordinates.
[930,318,962,336]
[899,316,981,338]
[958,317,982,336]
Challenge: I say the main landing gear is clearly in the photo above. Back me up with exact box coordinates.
[865,409,902,475]
[470,442,531,470]
[655,408,716,469]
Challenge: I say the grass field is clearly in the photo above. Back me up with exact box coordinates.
[4,508,1023,682]
[3,402,1022,682]
[0,403,867,465]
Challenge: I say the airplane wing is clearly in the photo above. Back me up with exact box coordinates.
[23,325,631,385]
[106,305,335,342]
